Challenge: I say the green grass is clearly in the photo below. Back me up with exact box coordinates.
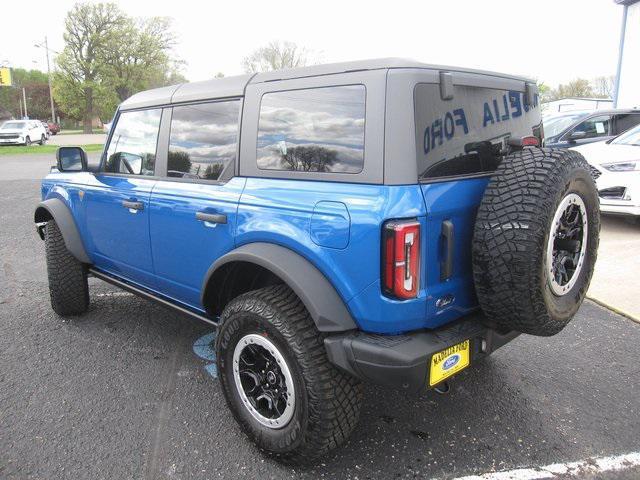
[58,129,104,135]
[0,144,104,156]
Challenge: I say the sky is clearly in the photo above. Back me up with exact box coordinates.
[0,0,624,87]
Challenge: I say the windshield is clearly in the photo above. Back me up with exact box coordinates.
[543,113,588,138]
[612,124,640,146]
[1,121,27,130]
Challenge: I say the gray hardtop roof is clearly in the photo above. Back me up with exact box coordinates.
[119,57,535,110]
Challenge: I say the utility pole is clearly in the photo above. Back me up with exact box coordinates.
[35,36,56,122]
[22,87,28,118]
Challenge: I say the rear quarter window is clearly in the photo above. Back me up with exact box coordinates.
[256,85,366,174]
[415,83,541,180]
[615,113,640,134]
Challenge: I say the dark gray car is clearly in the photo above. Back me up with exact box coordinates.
[544,109,640,148]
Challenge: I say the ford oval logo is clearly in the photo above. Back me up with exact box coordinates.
[443,354,460,370]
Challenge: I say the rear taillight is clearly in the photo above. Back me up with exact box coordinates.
[508,135,540,148]
[382,219,421,299]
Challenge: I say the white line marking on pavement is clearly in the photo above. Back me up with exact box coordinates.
[448,452,640,480]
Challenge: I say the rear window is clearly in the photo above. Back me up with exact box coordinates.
[415,83,541,180]
[257,85,366,174]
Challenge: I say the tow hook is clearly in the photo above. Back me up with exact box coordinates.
[434,381,450,395]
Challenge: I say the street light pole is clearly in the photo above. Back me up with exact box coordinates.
[44,37,55,122]
[35,36,56,123]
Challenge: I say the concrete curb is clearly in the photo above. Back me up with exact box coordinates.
[586,295,640,324]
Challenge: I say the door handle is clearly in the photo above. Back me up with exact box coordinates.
[122,200,144,211]
[196,211,227,224]
[440,220,454,281]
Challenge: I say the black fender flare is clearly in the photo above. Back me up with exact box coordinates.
[34,198,91,264]
[202,243,357,332]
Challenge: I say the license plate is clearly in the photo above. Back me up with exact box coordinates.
[429,340,470,387]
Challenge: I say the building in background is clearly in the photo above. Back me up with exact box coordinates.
[542,97,613,114]
[614,0,640,108]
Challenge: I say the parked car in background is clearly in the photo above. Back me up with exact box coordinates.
[572,123,640,219]
[47,122,60,135]
[103,121,112,133]
[0,120,48,146]
[544,109,640,148]
[41,121,51,138]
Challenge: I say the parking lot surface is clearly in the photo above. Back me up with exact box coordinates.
[589,216,640,319]
[1,154,639,479]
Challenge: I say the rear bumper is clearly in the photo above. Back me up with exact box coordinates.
[324,311,519,393]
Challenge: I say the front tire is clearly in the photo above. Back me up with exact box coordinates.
[24,136,31,146]
[45,220,89,316]
[216,285,362,463]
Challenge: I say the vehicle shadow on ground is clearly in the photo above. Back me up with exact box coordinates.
[8,283,638,480]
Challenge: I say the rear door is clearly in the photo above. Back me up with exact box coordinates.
[414,82,541,321]
[82,108,162,287]
[148,99,245,311]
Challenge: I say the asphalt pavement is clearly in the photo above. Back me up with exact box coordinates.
[1,153,639,479]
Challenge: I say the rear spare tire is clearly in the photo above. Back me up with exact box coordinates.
[472,148,599,336]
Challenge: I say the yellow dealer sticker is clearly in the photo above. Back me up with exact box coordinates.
[429,340,470,387]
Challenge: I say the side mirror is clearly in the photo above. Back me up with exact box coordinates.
[567,130,587,142]
[56,146,88,172]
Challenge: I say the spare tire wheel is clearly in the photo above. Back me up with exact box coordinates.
[472,148,600,336]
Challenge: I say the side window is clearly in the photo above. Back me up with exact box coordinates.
[104,109,161,175]
[570,115,611,139]
[168,100,240,181]
[614,114,640,135]
[257,85,366,174]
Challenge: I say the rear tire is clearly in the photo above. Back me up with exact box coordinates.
[39,134,46,145]
[216,285,362,464]
[472,148,600,336]
[45,220,89,316]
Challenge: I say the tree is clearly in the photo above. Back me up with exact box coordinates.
[593,76,615,99]
[54,3,126,132]
[537,81,553,104]
[242,41,309,73]
[53,3,185,130]
[203,163,223,179]
[280,145,337,172]
[555,78,594,99]
[167,150,192,173]
[102,16,182,102]
[0,68,56,120]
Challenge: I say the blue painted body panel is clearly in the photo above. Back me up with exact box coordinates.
[148,178,246,310]
[41,172,488,334]
[82,174,158,287]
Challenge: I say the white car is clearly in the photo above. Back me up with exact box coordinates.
[0,120,48,146]
[571,124,640,218]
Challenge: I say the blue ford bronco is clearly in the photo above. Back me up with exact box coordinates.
[34,59,599,463]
